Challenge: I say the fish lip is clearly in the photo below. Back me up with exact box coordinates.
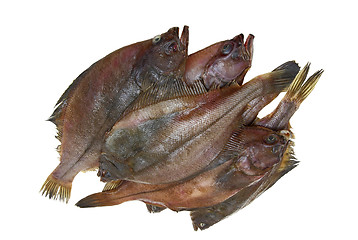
[180,25,189,53]
[244,34,254,59]
[230,34,254,61]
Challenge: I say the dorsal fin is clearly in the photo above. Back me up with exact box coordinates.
[125,76,208,114]
[47,64,95,143]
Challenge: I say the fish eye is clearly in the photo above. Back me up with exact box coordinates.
[222,43,233,55]
[152,35,161,44]
[264,134,278,144]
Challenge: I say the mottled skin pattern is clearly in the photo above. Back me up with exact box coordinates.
[98,61,299,184]
[41,26,189,202]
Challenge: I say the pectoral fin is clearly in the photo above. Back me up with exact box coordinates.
[146,204,167,213]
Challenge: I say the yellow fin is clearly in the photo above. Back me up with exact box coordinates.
[102,180,123,191]
[286,62,323,103]
[40,175,71,203]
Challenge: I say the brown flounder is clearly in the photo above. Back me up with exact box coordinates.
[190,63,323,230]
[41,26,189,202]
[76,126,290,210]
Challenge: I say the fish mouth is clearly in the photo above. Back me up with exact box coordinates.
[164,26,188,53]
[232,34,254,62]
[244,34,254,60]
[180,25,189,53]
[231,34,254,85]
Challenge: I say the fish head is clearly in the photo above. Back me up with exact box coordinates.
[235,126,290,175]
[146,26,189,77]
[202,34,254,88]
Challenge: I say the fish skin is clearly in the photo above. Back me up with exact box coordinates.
[98,61,299,184]
[189,63,323,230]
[184,34,254,88]
[41,26,189,202]
[76,126,289,210]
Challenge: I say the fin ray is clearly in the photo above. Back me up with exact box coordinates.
[103,180,123,191]
[40,175,71,203]
[124,77,207,114]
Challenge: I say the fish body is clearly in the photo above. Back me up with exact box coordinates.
[99,61,299,184]
[76,126,290,210]
[190,63,323,230]
[41,26,189,202]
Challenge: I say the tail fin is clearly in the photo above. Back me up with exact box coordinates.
[285,62,323,104]
[248,61,300,96]
[40,175,71,203]
[269,60,300,92]
[76,191,124,208]
[241,61,300,125]
[256,63,323,130]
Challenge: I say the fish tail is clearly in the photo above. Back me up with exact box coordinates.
[76,191,127,208]
[251,61,300,96]
[40,174,71,203]
[255,63,323,130]
[285,62,323,104]
[269,61,301,92]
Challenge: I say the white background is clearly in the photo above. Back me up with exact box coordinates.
[1,0,357,239]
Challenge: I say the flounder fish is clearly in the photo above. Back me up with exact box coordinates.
[76,126,290,210]
[41,26,189,202]
[190,63,323,230]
